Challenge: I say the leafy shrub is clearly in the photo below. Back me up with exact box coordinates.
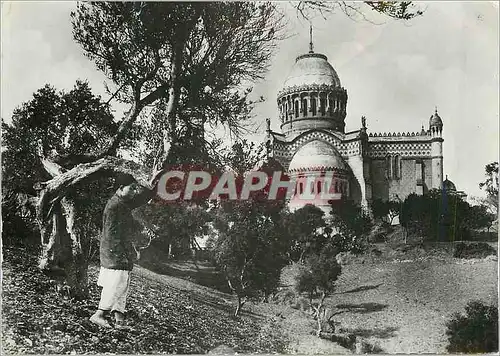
[446,301,498,353]
[368,221,393,243]
[453,242,496,259]
[284,204,326,262]
[296,244,342,335]
[328,198,372,254]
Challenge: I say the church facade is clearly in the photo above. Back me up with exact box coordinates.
[264,47,445,214]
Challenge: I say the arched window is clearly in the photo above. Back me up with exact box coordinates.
[299,183,303,194]
[294,100,299,118]
[393,155,401,180]
[302,99,307,117]
[386,155,393,180]
[317,181,322,194]
[320,98,326,115]
[311,97,317,116]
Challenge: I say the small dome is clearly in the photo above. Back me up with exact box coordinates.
[429,108,443,127]
[289,140,347,172]
[443,175,456,192]
[282,53,341,89]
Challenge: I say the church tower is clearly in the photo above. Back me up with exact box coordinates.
[277,27,348,140]
[429,108,444,189]
[265,30,446,215]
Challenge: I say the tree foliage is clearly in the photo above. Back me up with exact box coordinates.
[137,202,213,259]
[209,140,289,316]
[213,199,287,317]
[465,205,496,233]
[15,2,285,297]
[400,189,495,241]
[1,81,118,247]
[328,198,372,253]
[221,139,266,177]
[371,199,401,224]
[285,204,327,262]
[71,1,283,159]
[296,243,342,336]
[479,161,499,215]
[446,301,498,353]
[293,1,423,21]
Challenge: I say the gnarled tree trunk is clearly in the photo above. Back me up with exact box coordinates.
[38,197,90,299]
[38,202,66,272]
[36,156,159,298]
[61,197,89,299]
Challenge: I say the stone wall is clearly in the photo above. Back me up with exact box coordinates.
[371,158,434,201]
[388,159,417,199]
[423,158,433,193]
[370,159,389,200]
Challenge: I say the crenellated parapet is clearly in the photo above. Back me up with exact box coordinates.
[368,130,430,138]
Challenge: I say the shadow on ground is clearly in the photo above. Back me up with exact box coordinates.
[334,302,388,314]
[336,284,383,295]
[138,258,230,293]
[345,326,399,339]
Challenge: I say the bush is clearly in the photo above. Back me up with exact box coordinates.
[453,242,496,259]
[401,190,478,241]
[368,221,393,243]
[295,244,342,335]
[446,301,498,353]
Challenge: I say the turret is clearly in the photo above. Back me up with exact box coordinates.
[429,107,444,189]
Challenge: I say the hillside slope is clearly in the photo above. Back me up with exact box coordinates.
[1,246,289,354]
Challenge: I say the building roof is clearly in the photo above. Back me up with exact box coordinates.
[282,52,342,90]
[443,175,456,192]
[429,108,443,127]
[288,140,347,172]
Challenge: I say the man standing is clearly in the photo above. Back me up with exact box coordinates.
[90,181,153,329]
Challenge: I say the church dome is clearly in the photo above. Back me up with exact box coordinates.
[289,140,347,172]
[443,175,456,192]
[277,50,348,136]
[282,53,342,89]
[429,108,443,127]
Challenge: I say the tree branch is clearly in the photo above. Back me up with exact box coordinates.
[37,156,154,225]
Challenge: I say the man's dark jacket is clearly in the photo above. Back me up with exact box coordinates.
[100,194,141,270]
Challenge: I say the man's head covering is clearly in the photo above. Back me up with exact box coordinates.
[114,173,155,208]
[115,173,136,189]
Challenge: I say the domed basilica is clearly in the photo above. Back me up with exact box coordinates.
[264,41,447,214]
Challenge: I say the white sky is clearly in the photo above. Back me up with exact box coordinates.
[1,1,498,199]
